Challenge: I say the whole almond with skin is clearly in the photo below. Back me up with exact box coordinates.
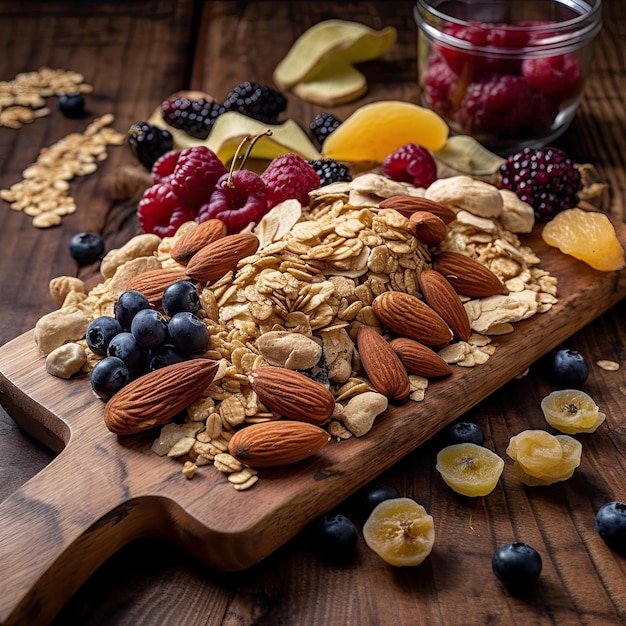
[379,195,456,223]
[433,251,506,298]
[127,268,188,308]
[418,268,471,341]
[389,337,452,378]
[104,358,220,435]
[248,366,335,425]
[170,219,227,265]
[408,211,448,245]
[357,326,410,402]
[228,420,331,468]
[185,232,260,282]
[372,291,453,346]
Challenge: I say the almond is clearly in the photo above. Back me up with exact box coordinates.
[104,358,220,435]
[379,195,457,223]
[389,337,452,378]
[228,420,331,468]
[248,366,335,425]
[372,291,453,346]
[170,219,227,265]
[408,211,448,245]
[185,232,260,282]
[418,268,471,341]
[432,251,506,298]
[357,326,410,401]
[126,268,188,308]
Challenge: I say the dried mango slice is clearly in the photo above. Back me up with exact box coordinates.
[273,20,397,90]
[363,497,435,567]
[542,208,625,272]
[322,100,449,163]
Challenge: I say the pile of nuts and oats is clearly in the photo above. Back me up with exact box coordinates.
[34,170,558,490]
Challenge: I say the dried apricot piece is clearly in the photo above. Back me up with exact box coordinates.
[506,430,562,476]
[322,101,449,163]
[363,497,435,567]
[542,208,625,272]
[435,443,504,497]
[540,389,601,434]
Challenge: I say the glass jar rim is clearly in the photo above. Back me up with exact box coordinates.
[415,0,602,56]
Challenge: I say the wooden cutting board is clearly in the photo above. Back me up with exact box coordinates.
[1,225,626,626]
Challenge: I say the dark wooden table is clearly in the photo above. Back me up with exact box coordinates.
[1,2,626,624]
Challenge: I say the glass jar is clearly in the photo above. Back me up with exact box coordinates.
[414,0,602,154]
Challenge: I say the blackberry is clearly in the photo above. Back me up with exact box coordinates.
[161,96,226,140]
[128,122,174,171]
[307,158,352,187]
[498,147,582,221]
[222,81,287,124]
[310,112,342,147]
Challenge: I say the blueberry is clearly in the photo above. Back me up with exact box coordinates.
[492,542,542,594]
[130,308,169,349]
[90,356,129,399]
[58,92,85,118]
[162,280,201,316]
[356,481,401,519]
[68,232,105,266]
[86,316,122,356]
[548,348,589,387]
[107,332,146,375]
[167,312,209,354]
[447,421,484,446]
[310,513,358,563]
[114,290,151,331]
[147,345,188,371]
[595,501,626,553]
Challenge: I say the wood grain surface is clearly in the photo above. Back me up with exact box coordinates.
[1,2,626,625]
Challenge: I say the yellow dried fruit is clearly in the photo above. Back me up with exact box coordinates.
[511,435,582,486]
[362,497,435,567]
[542,208,625,272]
[435,443,504,497]
[322,101,449,163]
[273,19,397,91]
[149,107,320,163]
[506,430,563,476]
[540,389,604,434]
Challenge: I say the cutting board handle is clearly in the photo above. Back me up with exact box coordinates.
[0,442,141,626]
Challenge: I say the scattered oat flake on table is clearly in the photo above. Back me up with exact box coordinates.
[0,114,125,228]
[597,360,619,371]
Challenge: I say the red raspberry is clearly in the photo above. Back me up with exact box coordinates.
[170,145,227,212]
[382,144,437,188]
[151,149,180,184]
[422,54,458,117]
[260,153,320,209]
[456,74,534,138]
[439,23,490,78]
[438,22,530,79]
[522,54,583,102]
[137,182,195,237]
[197,170,269,233]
